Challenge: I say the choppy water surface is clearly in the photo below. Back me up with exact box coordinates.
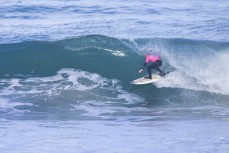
[0,0,229,153]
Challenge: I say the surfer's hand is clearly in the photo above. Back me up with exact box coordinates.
[139,69,143,73]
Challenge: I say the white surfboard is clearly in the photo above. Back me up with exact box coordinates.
[131,74,161,85]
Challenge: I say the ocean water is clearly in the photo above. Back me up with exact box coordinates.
[1,0,229,153]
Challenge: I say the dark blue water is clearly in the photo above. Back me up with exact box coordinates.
[1,0,229,43]
[0,1,229,153]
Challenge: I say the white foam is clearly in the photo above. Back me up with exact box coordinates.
[65,46,126,57]
[0,98,33,114]
[0,69,144,114]
[73,99,149,119]
[103,48,126,57]
[153,47,229,95]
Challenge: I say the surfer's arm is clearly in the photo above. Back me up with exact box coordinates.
[139,62,147,73]
[142,62,147,69]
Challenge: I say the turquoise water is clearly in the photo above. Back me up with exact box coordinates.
[0,1,229,153]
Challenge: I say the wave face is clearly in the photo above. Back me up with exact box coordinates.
[0,35,229,120]
[133,38,229,95]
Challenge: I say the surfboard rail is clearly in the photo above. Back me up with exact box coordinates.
[131,74,161,85]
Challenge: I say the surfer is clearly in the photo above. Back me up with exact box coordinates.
[139,54,166,79]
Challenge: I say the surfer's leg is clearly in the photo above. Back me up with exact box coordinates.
[155,68,166,76]
[146,64,154,79]
[154,60,166,76]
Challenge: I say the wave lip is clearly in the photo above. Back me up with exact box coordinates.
[160,48,229,95]
[134,38,229,96]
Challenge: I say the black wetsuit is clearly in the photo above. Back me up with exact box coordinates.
[142,59,165,78]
